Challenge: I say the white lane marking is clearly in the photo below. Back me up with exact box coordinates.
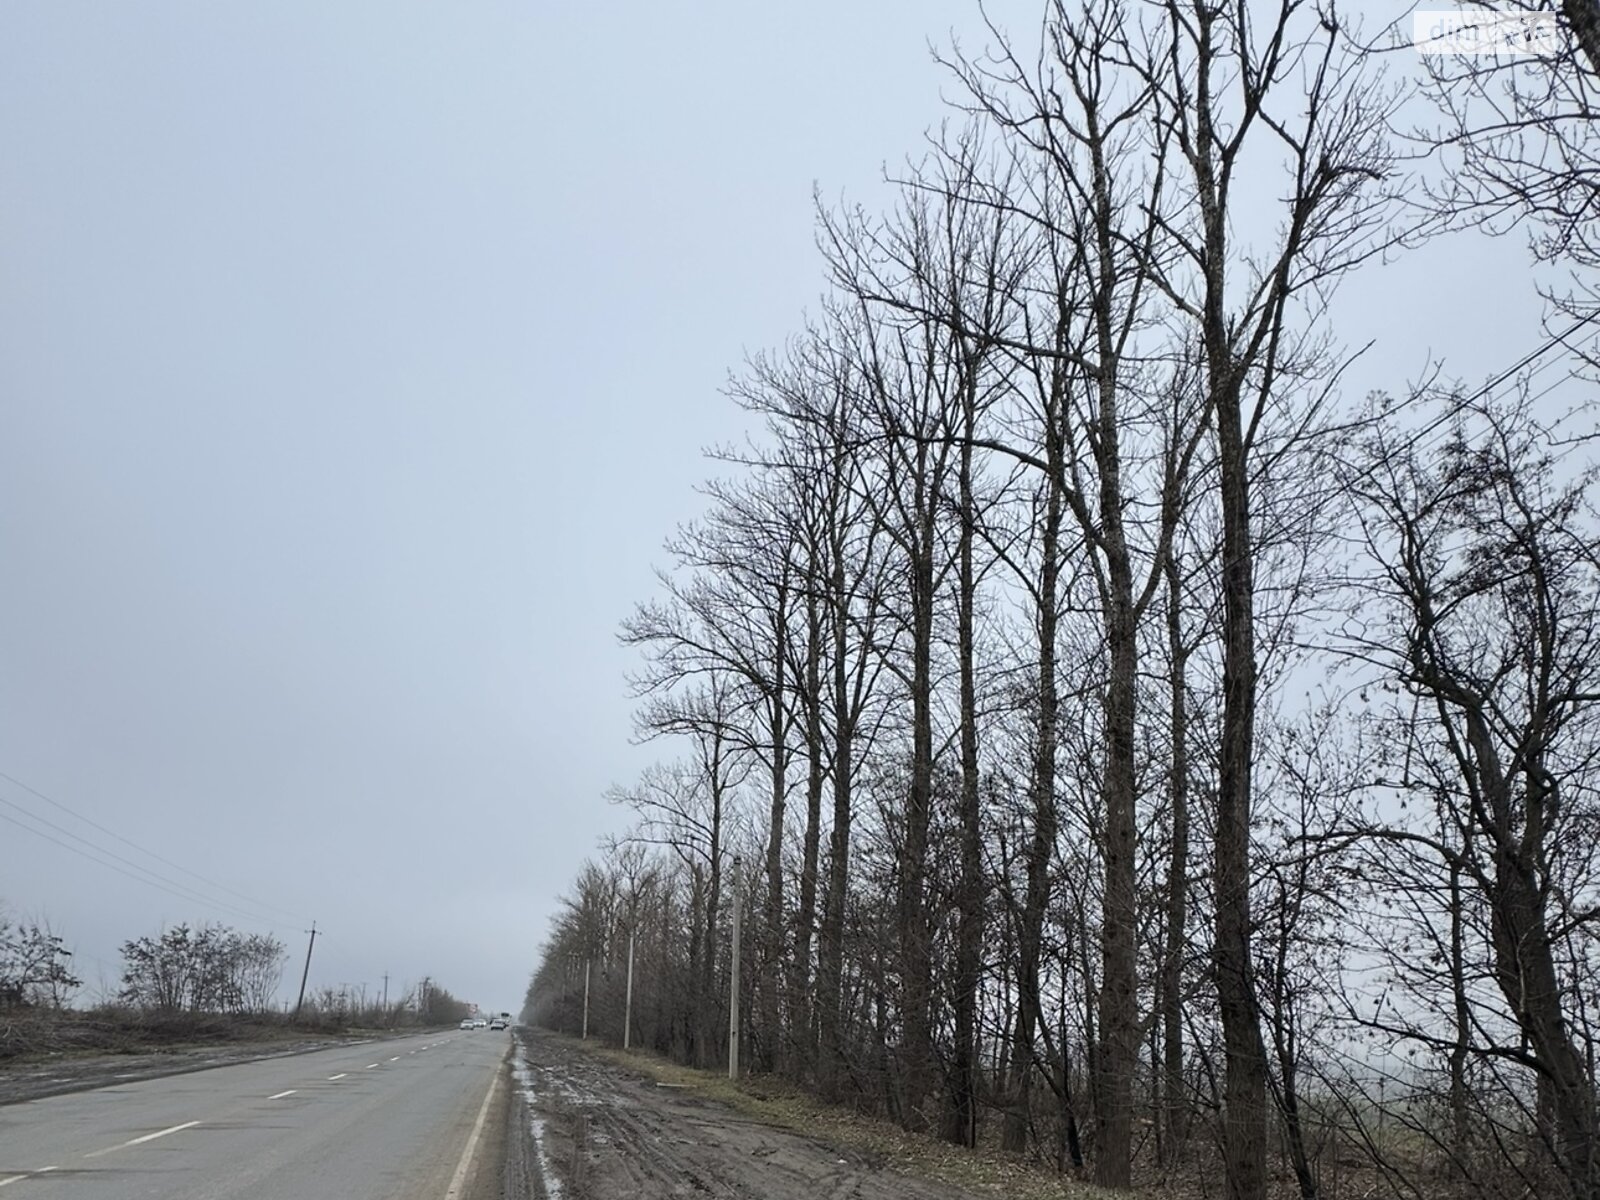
[365,1063,379,1069]
[328,1073,347,1080]
[84,1120,201,1159]
[389,1056,400,1062]
[444,1058,503,1199]
[269,1089,297,1099]
[0,1177,26,1189]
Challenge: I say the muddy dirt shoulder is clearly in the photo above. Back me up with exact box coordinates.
[509,1028,1096,1200]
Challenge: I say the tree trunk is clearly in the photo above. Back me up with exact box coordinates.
[899,498,936,1133]
[792,587,826,1073]
[1448,857,1471,1172]
[947,392,983,1148]
[760,582,789,1073]
[1279,1057,1318,1200]
[1214,366,1268,1200]
[1472,735,1600,1195]
[1097,502,1138,1190]
[1083,86,1142,1190]
[1191,0,1268,1178]
[818,534,854,1101]
[1162,553,1192,1161]
[1005,440,1062,1152]
[702,732,727,1071]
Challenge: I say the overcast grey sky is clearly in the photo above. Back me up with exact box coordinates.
[0,2,1554,1013]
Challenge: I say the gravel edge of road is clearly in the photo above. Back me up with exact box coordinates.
[499,1052,537,1200]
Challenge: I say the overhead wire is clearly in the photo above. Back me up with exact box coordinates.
[0,768,309,925]
[0,806,288,932]
[1389,311,1596,462]
[0,786,305,933]
[0,809,281,928]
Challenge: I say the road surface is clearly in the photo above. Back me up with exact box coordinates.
[0,1029,506,1199]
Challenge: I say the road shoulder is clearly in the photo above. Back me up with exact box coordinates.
[508,1027,1062,1200]
[451,1044,510,1200]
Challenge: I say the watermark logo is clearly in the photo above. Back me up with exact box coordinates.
[1414,9,1561,55]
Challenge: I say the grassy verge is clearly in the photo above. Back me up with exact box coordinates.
[578,1038,1137,1200]
[0,1007,440,1063]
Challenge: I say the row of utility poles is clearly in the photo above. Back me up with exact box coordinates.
[573,855,746,1081]
[286,921,404,1027]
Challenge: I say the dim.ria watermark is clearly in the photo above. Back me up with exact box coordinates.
[1413,7,1561,54]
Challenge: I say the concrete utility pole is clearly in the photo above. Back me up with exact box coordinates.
[581,958,591,1041]
[728,855,742,1081]
[624,928,635,1051]
[292,921,317,1021]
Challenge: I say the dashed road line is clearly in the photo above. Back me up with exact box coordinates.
[269,1089,297,1099]
[84,1120,201,1159]
[328,1073,348,1080]
[389,1056,400,1062]
[365,1063,379,1069]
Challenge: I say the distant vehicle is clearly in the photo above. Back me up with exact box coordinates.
[473,1018,487,1028]
[459,1018,474,1030]
[489,1017,507,1031]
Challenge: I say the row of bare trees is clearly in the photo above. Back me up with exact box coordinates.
[0,908,467,1031]
[296,977,471,1028]
[118,923,288,1014]
[528,4,1600,1197]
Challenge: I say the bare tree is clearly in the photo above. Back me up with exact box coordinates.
[1417,0,1600,349]
[1127,5,1400,1194]
[612,679,752,1067]
[737,315,896,1093]
[0,914,80,1009]
[829,130,1029,1142]
[1344,395,1600,1199]
[622,475,802,1072]
[937,6,1217,1178]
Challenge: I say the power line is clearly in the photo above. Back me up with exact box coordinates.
[0,809,269,925]
[0,804,287,930]
[0,769,309,925]
[0,798,296,932]
[1398,312,1596,457]
[1336,311,1597,492]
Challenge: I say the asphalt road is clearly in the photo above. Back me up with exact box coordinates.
[0,1029,507,1199]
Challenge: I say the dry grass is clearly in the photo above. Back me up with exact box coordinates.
[580,1040,1140,1200]
[0,1007,427,1063]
